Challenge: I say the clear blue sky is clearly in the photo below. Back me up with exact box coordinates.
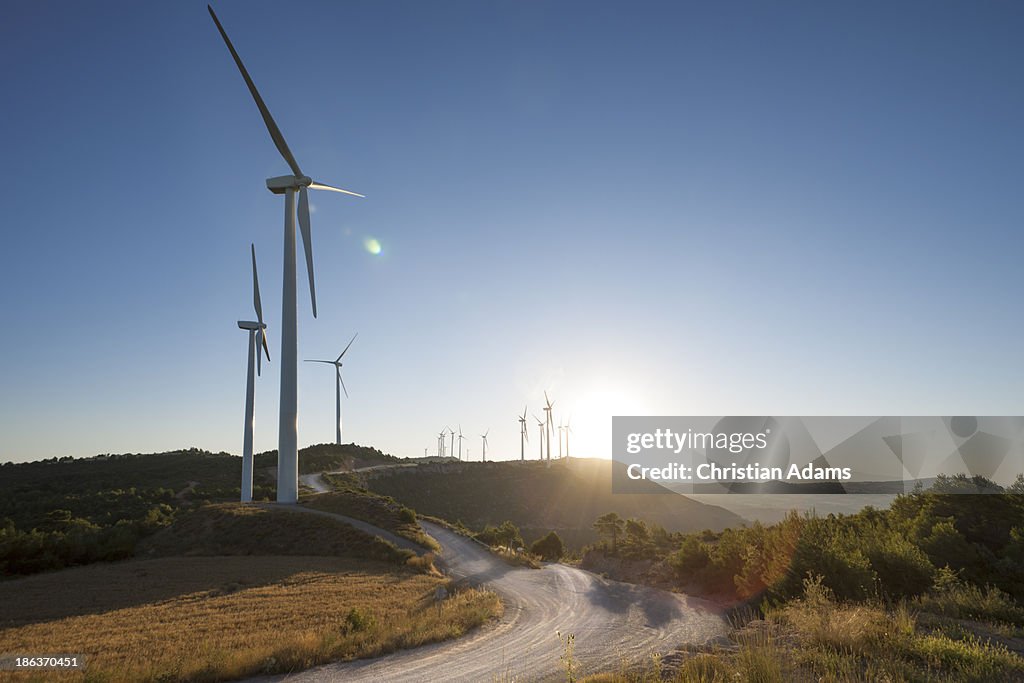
[2,1,1022,464]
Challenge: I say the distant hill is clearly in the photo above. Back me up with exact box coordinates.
[361,458,746,548]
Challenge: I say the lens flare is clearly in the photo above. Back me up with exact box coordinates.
[363,237,382,255]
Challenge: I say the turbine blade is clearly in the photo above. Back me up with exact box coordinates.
[207,6,303,177]
[298,186,317,318]
[304,359,336,364]
[256,332,262,376]
[310,181,365,198]
[261,328,271,363]
[338,368,348,398]
[337,332,358,362]
[250,245,271,366]
[251,243,264,326]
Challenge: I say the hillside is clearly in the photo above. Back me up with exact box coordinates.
[0,444,425,577]
[360,458,745,547]
[137,503,413,564]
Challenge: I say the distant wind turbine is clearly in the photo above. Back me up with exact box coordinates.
[543,391,555,462]
[558,419,565,459]
[209,6,364,503]
[565,416,573,458]
[457,425,464,461]
[481,429,489,461]
[449,427,456,461]
[238,244,271,503]
[304,333,357,445]
[518,406,529,461]
[533,414,546,460]
[438,428,447,458]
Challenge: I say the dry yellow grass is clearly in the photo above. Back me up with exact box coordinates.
[0,555,500,682]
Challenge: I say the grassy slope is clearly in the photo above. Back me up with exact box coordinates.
[362,458,744,547]
[303,472,440,551]
[136,503,414,564]
[0,556,499,682]
[579,579,1024,682]
[0,504,499,682]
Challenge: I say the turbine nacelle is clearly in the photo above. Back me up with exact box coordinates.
[266,175,312,194]
[237,320,267,331]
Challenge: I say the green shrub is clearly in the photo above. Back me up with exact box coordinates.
[531,531,564,561]
[862,530,935,599]
[398,507,417,524]
[343,607,375,633]
[783,520,876,601]
[669,535,711,576]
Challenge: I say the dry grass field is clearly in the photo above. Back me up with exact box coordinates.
[0,555,500,682]
[0,503,500,682]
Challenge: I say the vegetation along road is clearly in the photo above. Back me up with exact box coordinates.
[254,520,728,681]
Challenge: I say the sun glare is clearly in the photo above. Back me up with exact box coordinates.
[363,237,382,255]
[569,383,648,460]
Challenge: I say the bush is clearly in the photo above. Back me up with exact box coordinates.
[398,507,417,524]
[783,520,876,601]
[343,607,375,633]
[531,531,564,561]
[669,535,711,576]
[862,529,935,599]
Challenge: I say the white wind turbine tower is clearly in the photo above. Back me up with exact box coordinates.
[517,406,529,461]
[533,414,546,460]
[449,428,456,461]
[438,428,447,458]
[209,6,364,504]
[564,416,573,458]
[304,333,357,445]
[457,425,465,461]
[481,429,489,461]
[543,391,555,462]
[238,244,271,503]
[558,419,565,459]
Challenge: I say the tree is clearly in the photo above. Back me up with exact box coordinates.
[531,531,564,561]
[622,518,651,557]
[496,520,524,549]
[593,512,624,553]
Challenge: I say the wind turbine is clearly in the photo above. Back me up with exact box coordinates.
[438,428,447,458]
[457,425,464,461]
[449,427,456,461]
[304,333,357,445]
[238,244,271,503]
[564,416,573,458]
[543,391,555,462]
[481,429,489,461]
[558,419,565,459]
[518,406,529,461]
[533,414,546,460]
[209,6,364,504]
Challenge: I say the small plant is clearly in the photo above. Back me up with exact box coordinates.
[557,630,576,683]
[344,606,375,633]
[398,507,417,524]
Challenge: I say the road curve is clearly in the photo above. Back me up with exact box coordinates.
[254,520,728,682]
[298,473,332,494]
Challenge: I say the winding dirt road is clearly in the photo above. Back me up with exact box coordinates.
[257,520,728,682]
